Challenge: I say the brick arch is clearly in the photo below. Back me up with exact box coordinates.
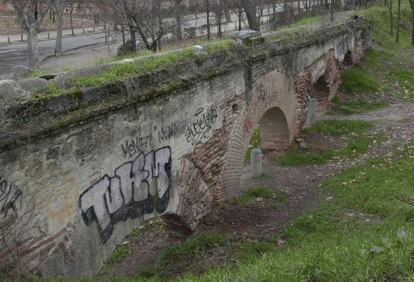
[217,70,298,201]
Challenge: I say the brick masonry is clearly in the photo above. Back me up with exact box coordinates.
[0,20,370,278]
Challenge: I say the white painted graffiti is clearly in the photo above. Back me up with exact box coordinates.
[185,105,218,145]
[79,146,171,242]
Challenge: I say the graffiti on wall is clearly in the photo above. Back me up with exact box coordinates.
[121,123,178,159]
[120,129,152,159]
[157,123,178,143]
[79,146,172,243]
[185,105,218,145]
[0,176,23,218]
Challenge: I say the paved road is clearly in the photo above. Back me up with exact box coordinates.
[0,32,108,76]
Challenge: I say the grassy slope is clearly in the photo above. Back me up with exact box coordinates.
[277,120,377,166]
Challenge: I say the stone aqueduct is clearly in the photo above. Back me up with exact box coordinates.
[0,17,369,277]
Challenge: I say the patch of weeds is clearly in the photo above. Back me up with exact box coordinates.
[128,219,164,239]
[387,68,414,96]
[235,240,276,261]
[305,120,373,136]
[135,266,163,280]
[75,47,197,88]
[239,187,288,204]
[340,66,380,94]
[278,145,334,166]
[106,244,130,266]
[331,95,388,114]
[279,120,374,166]
[363,48,393,67]
[240,187,272,204]
[204,39,236,54]
[245,128,261,162]
[160,233,225,266]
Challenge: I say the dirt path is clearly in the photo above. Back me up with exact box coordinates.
[99,100,414,280]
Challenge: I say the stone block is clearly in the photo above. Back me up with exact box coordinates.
[304,97,319,128]
[0,79,31,105]
[17,77,48,93]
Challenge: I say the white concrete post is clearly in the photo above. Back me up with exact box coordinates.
[251,148,263,178]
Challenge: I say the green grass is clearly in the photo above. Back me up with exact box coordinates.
[245,128,261,162]
[235,240,276,261]
[363,5,413,50]
[160,233,226,266]
[331,96,389,114]
[363,48,394,67]
[339,66,380,94]
[180,145,414,281]
[239,187,288,205]
[278,146,335,166]
[305,120,373,136]
[286,15,324,28]
[75,47,197,88]
[69,39,238,89]
[106,245,129,266]
[387,68,414,95]
[278,120,375,166]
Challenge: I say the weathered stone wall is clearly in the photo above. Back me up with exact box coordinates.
[0,17,370,278]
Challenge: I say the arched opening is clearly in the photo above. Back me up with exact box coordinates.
[257,107,290,154]
[218,69,297,203]
[312,76,331,114]
[343,51,354,67]
[223,106,291,199]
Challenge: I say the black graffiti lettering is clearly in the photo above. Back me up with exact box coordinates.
[120,130,152,159]
[158,123,178,143]
[0,177,23,218]
[79,146,172,243]
[185,105,218,145]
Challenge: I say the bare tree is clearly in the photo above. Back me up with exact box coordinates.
[51,0,66,56]
[227,0,244,31]
[396,0,400,43]
[0,186,36,280]
[205,0,211,39]
[172,0,183,40]
[410,0,414,45]
[387,0,393,35]
[211,0,224,37]
[4,0,51,68]
[242,0,260,30]
[101,0,174,52]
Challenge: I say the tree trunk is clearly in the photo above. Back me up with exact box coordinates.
[238,7,243,30]
[206,0,211,40]
[121,25,126,45]
[218,17,222,37]
[410,0,414,46]
[396,0,401,43]
[242,0,260,31]
[27,27,39,69]
[54,1,65,56]
[175,10,182,40]
[129,24,137,51]
[69,6,75,36]
[224,3,231,22]
[330,0,335,22]
[388,0,393,35]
